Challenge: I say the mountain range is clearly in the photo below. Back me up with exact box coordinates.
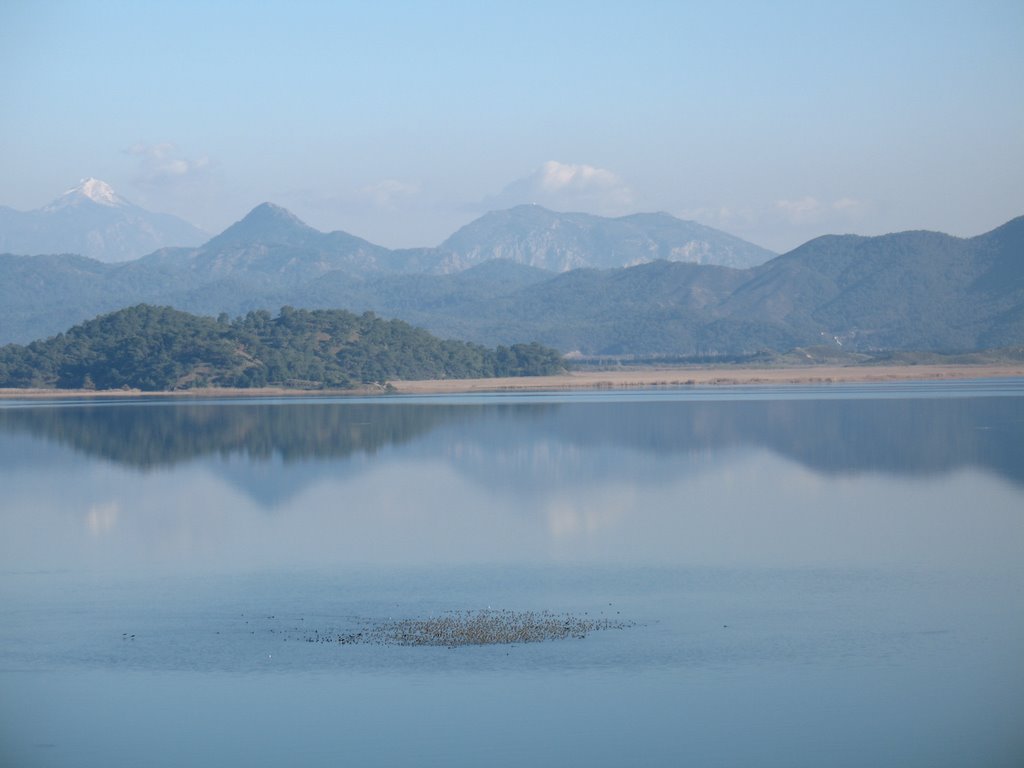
[0,179,208,262]
[0,180,775,271]
[423,204,774,272]
[1,185,1021,357]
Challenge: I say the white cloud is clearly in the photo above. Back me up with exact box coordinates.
[831,197,866,213]
[678,204,753,229]
[535,160,620,194]
[358,178,420,208]
[126,142,211,185]
[483,160,633,214]
[775,196,823,221]
[775,195,869,223]
[674,195,877,253]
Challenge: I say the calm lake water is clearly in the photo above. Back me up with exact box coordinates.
[1,380,1023,767]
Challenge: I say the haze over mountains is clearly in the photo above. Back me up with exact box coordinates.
[425,205,774,272]
[1,182,1021,358]
[0,180,775,270]
[0,179,208,262]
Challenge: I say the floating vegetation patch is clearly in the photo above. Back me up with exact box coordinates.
[297,609,633,648]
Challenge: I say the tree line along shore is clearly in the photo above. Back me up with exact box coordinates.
[2,363,1023,399]
[0,304,564,392]
[1,303,1021,397]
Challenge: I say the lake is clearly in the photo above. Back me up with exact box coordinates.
[1,380,1023,767]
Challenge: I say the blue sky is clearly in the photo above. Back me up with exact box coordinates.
[2,0,1022,251]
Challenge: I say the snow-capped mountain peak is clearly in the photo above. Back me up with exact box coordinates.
[45,178,128,210]
[7,179,208,261]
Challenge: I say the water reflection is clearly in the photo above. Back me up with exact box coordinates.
[1,386,1022,572]
[0,401,494,468]
[1,389,1022,487]
[2,386,1023,768]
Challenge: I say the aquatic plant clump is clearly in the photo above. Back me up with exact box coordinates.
[297,609,631,647]
[371,609,629,647]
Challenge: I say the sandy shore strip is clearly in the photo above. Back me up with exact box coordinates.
[1,363,1022,399]
[387,363,1024,394]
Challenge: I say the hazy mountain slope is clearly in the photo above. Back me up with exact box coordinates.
[721,216,1024,351]
[433,204,775,272]
[323,260,793,355]
[0,179,206,262]
[133,203,393,289]
[0,254,128,344]
[297,259,552,314]
[439,260,797,354]
[2,206,1021,356]
[942,216,1024,349]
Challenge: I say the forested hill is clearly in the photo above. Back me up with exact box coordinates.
[0,305,565,391]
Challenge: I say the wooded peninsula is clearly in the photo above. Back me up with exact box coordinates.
[0,304,564,391]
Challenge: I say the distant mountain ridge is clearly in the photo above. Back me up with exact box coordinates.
[140,200,774,278]
[0,179,207,262]
[1,182,775,273]
[136,203,391,290]
[716,217,1024,351]
[433,205,775,271]
[1,201,1021,357]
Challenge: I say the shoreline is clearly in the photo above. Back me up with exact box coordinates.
[1,363,1023,399]
[389,363,1024,394]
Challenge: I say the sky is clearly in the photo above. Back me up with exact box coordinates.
[1,0,1022,252]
